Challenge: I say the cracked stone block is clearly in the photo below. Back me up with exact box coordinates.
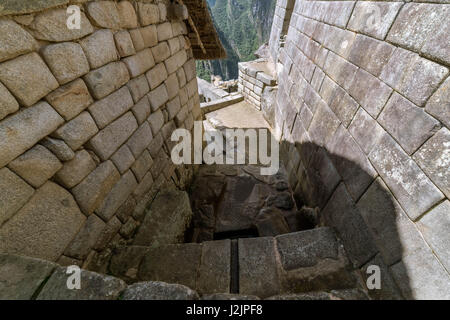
[80,29,118,69]
[0,81,19,121]
[96,170,137,221]
[55,150,96,189]
[137,2,160,26]
[88,86,134,129]
[84,62,130,99]
[122,281,199,300]
[8,144,62,188]
[0,254,56,300]
[111,144,135,174]
[45,78,93,121]
[85,1,121,29]
[369,134,444,220]
[114,30,136,58]
[146,63,168,90]
[53,111,99,150]
[37,267,126,300]
[147,84,169,112]
[0,19,37,63]
[87,112,138,161]
[123,48,155,78]
[64,214,106,260]
[117,1,138,29]
[28,8,93,41]
[140,25,158,48]
[71,160,120,215]
[413,127,450,198]
[41,42,89,85]
[378,92,441,155]
[417,201,450,272]
[0,52,59,107]
[0,168,34,226]
[0,181,86,261]
[379,47,448,106]
[127,74,150,103]
[425,77,450,129]
[0,101,64,167]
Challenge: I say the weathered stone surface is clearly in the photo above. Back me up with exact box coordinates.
[146,63,168,90]
[53,111,99,150]
[55,150,96,188]
[94,216,122,251]
[152,44,171,68]
[114,30,136,57]
[379,93,440,155]
[157,22,173,42]
[88,86,134,129]
[197,240,231,294]
[88,112,138,161]
[111,144,135,174]
[40,137,75,162]
[138,243,201,290]
[129,28,145,51]
[133,190,192,247]
[132,96,151,125]
[165,50,188,74]
[380,47,448,106]
[123,48,155,78]
[239,237,280,298]
[64,214,105,260]
[0,81,19,121]
[0,101,64,167]
[127,74,150,103]
[147,84,169,111]
[307,101,340,147]
[45,78,93,121]
[85,1,121,29]
[137,2,160,26]
[84,62,130,99]
[165,73,179,100]
[0,254,56,300]
[140,25,158,48]
[29,8,93,41]
[0,19,37,63]
[147,132,164,157]
[71,160,120,215]
[255,207,290,237]
[96,170,137,221]
[425,77,450,129]
[417,200,450,272]
[117,1,138,28]
[0,52,59,107]
[8,144,62,188]
[323,51,358,90]
[413,127,450,198]
[166,96,181,120]
[120,217,138,239]
[348,108,386,155]
[348,2,403,40]
[37,267,126,300]
[0,168,34,225]
[122,281,199,300]
[369,134,444,220]
[80,29,117,69]
[41,42,89,85]
[0,181,85,261]
[202,293,260,300]
[127,122,153,158]
[131,150,153,181]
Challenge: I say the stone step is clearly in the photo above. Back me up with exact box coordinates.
[200,93,244,115]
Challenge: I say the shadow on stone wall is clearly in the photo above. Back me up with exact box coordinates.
[279,140,411,300]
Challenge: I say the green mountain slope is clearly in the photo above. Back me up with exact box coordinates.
[197,0,276,81]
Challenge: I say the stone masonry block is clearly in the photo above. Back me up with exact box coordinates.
[0,181,85,261]
[0,81,18,121]
[129,28,145,51]
[87,112,138,161]
[0,52,59,107]
[85,1,121,29]
[151,42,171,64]
[166,96,181,120]
[147,84,169,111]
[380,47,448,106]
[71,160,120,215]
[127,121,153,158]
[369,134,444,220]
[137,2,160,26]
[41,42,89,85]
[348,108,385,155]
[40,137,75,162]
[378,92,441,155]
[157,22,173,41]
[123,48,155,78]
[53,111,99,150]
[132,96,151,125]
[131,150,153,182]
[55,150,96,189]
[111,144,135,174]
[127,74,150,103]
[117,1,138,29]
[307,101,341,147]
[425,76,450,129]
[94,216,122,251]
[8,144,62,188]
[140,25,158,48]
[0,19,37,63]
[88,86,134,129]
[165,50,188,75]
[323,51,358,91]
[45,78,93,121]
[83,62,130,99]
[197,240,231,294]
[146,63,168,90]
[413,127,450,199]
[114,30,136,58]
[0,168,34,226]
[80,29,118,69]
[0,101,64,168]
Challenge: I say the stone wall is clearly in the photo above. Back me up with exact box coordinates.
[0,0,202,269]
[269,0,450,299]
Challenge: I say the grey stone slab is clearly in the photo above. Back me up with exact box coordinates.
[197,240,231,294]
[122,281,199,300]
[425,76,450,129]
[0,19,37,62]
[53,111,99,150]
[348,108,386,155]
[55,150,96,189]
[83,62,130,99]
